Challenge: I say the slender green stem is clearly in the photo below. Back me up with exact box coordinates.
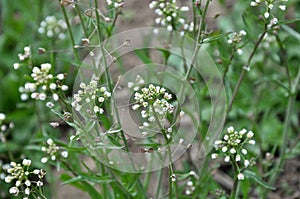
[93,1,146,197]
[60,4,79,62]
[265,65,300,197]
[100,162,108,198]
[184,0,210,80]
[75,4,88,38]
[230,160,241,199]
[155,168,163,198]
[227,24,268,114]
[93,0,129,153]
[151,105,178,199]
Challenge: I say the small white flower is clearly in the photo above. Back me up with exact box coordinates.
[279,5,286,11]
[250,1,257,6]
[185,190,191,195]
[5,176,13,183]
[46,102,54,108]
[237,173,244,180]
[52,93,59,101]
[61,151,68,158]
[242,149,248,155]
[222,146,228,152]
[47,138,53,145]
[235,154,241,161]
[132,104,140,110]
[179,138,184,144]
[49,83,57,90]
[268,4,274,9]
[61,85,68,91]
[49,122,59,128]
[37,181,43,187]
[57,73,65,80]
[187,181,193,186]
[214,140,222,145]
[100,87,106,92]
[25,187,30,195]
[271,18,278,25]
[22,159,31,166]
[224,156,230,162]
[0,113,5,121]
[249,140,256,145]
[33,169,40,175]
[9,187,19,195]
[21,93,29,101]
[180,6,189,12]
[264,12,270,19]
[211,153,218,159]
[230,148,236,154]
[25,180,31,187]
[247,131,254,138]
[98,97,105,102]
[227,126,234,133]
[170,174,176,182]
[13,63,20,70]
[237,49,243,55]
[41,157,48,163]
[51,155,56,161]
[189,171,196,176]
[167,25,173,31]
[15,180,21,186]
[179,111,185,117]
[244,159,250,167]
[224,134,229,140]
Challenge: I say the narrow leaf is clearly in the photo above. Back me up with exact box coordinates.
[243,170,276,190]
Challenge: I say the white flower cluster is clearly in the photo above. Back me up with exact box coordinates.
[13,46,31,70]
[41,138,68,163]
[250,0,288,20]
[211,126,256,181]
[19,63,67,101]
[227,30,247,55]
[4,159,46,198]
[149,0,193,32]
[106,0,125,8]
[38,16,67,40]
[0,113,14,143]
[127,75,145,91]
[185,180,195,195]
[132,83,174,135]
[72,79,111,116]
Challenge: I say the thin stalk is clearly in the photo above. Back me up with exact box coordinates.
[60,4,79,62]
[230,160,241,199]
[100,162,108,198]
[93,0,129,153]
[151,105,177,199]
[93,0,146,197]
[75,4,88,38]
[184,0,210,80]
[227,24,268,114]
[266,65,300,196]
[155,168,163,198]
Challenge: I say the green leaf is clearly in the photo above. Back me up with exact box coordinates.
[134,49,152,64]
[202,32,232,43]
[243,170,276,190]
[286,141,300,159]
[62,175,83,185]
[282,25,300,42]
